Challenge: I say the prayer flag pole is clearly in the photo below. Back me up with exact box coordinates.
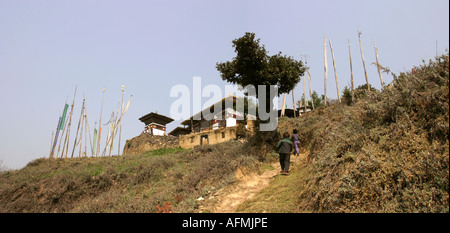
[93,123,98,156]
[62,86,77,158]
[108,102,120,157]
[291,88,296,117]
[96,88,105,157]
[329,38,341,103]
[71,98,85,158]
[307,68,314,110]
[118,85,124,156]
[49,116,61,159]
[358,27,370,91]
[348,39,355,102]
[50,100,67,158]
[83,97,94,157]
[303,73,307,112]
[374,40,384,87]
[56,102,69,157]
[323,35,328,105]
[102,95,132,157]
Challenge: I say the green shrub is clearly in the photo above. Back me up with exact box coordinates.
[283,54,449,212]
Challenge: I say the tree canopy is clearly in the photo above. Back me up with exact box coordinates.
[216,32,306,99]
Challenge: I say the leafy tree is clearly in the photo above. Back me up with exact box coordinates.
[216,32,306,111]
[342,86,352,106]
[297,90,323,109]
[354,84,378,100]
[311,90,323,108]
[341,84,379,105]
[338,84,379,106]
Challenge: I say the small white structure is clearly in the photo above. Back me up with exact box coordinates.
[146,122,166,136]
[139,112,174,136]
[225,107,239,127]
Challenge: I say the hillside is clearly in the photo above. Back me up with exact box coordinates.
[243,53,449,212]
[0,143,260,213]
[0,54,448,213]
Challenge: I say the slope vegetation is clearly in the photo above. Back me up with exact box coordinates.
[0,54,448,213]
[274,54,449,212]
[0,143,259,213]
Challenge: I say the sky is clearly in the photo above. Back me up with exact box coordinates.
[0,0,448,169]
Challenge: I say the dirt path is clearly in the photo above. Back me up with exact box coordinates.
[199,153,303,213]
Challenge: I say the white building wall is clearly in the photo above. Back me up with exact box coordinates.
[226,117,236,127]
[212,121,219,130]
[152,128,165,136]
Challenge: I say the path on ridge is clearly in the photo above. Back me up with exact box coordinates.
[199,152,306,213]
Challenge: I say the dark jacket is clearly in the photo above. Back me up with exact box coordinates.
[276,138,293,154]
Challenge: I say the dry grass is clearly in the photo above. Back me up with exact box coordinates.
[235,153,311,213]
[0,142,259,213]
[1,55,447,213]
[277,54,449,212]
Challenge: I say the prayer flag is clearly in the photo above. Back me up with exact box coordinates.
[93,128,98,155]
[60,104,69,130]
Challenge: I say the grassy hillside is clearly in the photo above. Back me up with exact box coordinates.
[0,142,260,213]
[1,54,448,213]
[273,54,449,212]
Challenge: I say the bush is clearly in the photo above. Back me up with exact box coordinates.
[0,140,261,213]
[283,54,449,212]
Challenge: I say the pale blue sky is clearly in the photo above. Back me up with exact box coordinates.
[0,0,448,169]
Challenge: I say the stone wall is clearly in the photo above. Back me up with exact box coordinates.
[123,133,179,155]
[179,125,250,149]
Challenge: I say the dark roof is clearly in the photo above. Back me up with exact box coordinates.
[278,109,298,118]
[180,95,238,125]
[278,107,312,118]
[168,127,191,136]
[139,112,174,125]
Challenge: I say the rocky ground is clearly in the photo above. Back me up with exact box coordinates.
[123,133,179,155]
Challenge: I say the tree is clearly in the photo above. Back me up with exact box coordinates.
[216,32,306,111]
[297,90,323,109]
[311,91,323,109]
[354,83,378,100]
[342,86,352,106]
[341,84,378,105]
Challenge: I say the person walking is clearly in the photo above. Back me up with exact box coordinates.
[291,129,300,156]
[276,132,293,175]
